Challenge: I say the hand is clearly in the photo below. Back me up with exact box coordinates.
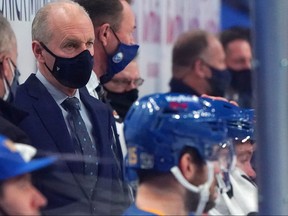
[201,94,239,106]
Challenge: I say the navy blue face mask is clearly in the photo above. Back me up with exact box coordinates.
[40,42,94,88]
[205,63,231,97]
[100,29,139,84]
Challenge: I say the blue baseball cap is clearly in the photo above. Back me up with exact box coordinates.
[0,135,56,180]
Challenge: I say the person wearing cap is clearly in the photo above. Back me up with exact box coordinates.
[0,135,55,215]
[122,93,235,216]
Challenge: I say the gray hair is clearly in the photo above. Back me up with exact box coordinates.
[0,13,16,55]
[32,0,90,44]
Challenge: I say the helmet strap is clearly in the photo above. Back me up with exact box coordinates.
[170,162,215,215]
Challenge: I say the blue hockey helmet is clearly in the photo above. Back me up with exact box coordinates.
[124,93,229,174]
[201,97,255,142]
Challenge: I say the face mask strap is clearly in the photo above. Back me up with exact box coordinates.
[8,59,17,83]
[2,77,10,101]
[39,42,58,74]
[110,27,121,43]
[0,59,12,101]
[40,42,57,58]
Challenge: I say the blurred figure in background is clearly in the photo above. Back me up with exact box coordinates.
[220,26,253,108]
[104,59,143,121]
[169,30,230,97]
[104,59,143,157]
[0,13,30,144]
[204,98,257,215]
[0,135,55,215]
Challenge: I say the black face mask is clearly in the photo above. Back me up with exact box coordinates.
[105,88,139,120]
[40,42,93,88]
[229,68,252,93]
[206,65,231,97]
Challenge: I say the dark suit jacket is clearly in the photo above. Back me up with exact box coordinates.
[0,99,30,144]
[14,74,131,215]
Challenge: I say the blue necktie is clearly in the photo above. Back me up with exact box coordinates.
[61,97,98,178]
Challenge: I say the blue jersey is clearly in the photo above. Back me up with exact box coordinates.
[122,204,159,216]
[123,203,195,216]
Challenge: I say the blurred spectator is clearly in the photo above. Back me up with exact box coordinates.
[205,98,257,215]
[220,26,253,108]
[0,13,30,144]
[170,30,230,97]
[104,60,143,121]
[0,135,55,215]
[104,60,143,157]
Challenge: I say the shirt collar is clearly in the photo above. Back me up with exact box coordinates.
[86,70,99,93]
[35,70,80,106]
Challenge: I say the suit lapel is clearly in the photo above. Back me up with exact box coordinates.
[27,76,92,198]
[27,75,76,157]
[80,87,123,179]
[79,88,105,146]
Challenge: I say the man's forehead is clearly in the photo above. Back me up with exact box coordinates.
[8,173,31,184]
[236,142,254,152]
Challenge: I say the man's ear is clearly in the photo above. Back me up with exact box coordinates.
[179,153,196,181]
[1,57,11,79]
[194,59,206,78]
[32,41,45,63]
[98,23,111,46]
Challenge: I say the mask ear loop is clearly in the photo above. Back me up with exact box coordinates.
[2,77,10,101]
[0,59,12,101]
[109,27,121,43]
[8,59,18,84]
[39,42,57,74]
